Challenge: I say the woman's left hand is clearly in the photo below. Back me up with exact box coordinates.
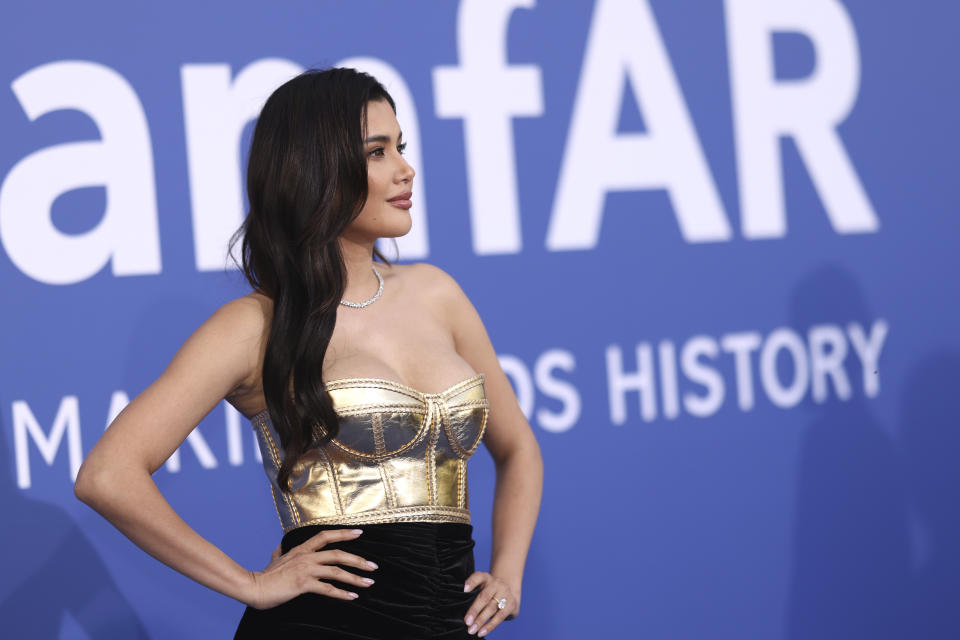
[463,571,520,636]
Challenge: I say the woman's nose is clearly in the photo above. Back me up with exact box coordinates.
[397,157,415,182]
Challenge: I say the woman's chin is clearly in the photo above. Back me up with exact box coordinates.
[380,218,413,238]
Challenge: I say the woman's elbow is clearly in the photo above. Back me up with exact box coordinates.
[74,459,114,506]
[74,463,96,504]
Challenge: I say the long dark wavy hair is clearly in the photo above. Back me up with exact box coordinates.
[231,68,395,492]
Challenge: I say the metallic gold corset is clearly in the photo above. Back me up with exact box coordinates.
[250,374,489,532]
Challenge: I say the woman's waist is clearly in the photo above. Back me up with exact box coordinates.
[281,521,476,563]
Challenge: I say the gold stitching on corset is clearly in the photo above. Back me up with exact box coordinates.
[334,403,423,417]
[257,415,301,526]
[475,406,489,452]
[326,379,426,402]
[251,417,284,522]
[426,398,440,505]
[447,399,489,409]
[437,374,486,399]
[371,411,386,455]
[268,484,284,524]
[284,505,470,532]
[371,413,397,509]
[313,427,344,516]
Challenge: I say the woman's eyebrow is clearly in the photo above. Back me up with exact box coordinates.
[364,131,403,144]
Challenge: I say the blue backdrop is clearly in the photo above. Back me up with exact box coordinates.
[2,1,958,638]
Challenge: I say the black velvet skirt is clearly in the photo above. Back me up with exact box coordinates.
[234,522,477,639]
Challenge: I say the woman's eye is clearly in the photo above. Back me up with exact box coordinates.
[397,142,407,155]
[368,147,385,158]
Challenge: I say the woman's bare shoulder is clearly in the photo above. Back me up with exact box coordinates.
[186,292,273,376]
[210,291,272,333]
[391,262,464,297]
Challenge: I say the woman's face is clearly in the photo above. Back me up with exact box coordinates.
[343,99,416,242]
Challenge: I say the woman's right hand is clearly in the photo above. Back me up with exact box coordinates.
[246,528,379,609]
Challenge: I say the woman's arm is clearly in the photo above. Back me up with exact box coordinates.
[74,295,376,608]
[422,265,544,636]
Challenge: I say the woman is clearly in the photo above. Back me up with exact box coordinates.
[74,67,543,639]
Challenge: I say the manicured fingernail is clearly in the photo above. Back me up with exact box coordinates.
[361,578,374,585]
[465,615,474,626]
[468,624,478,634]
[464,583,472,592]
[478,630,488,638]
[351,529,363,534]
[367,561,379,569]
[349,592,359,599]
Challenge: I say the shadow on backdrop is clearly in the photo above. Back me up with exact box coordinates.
[899,351,960,638]
[0,413,149,638]
[786,264,911,639]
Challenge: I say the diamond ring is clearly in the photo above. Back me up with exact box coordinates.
[497,597,507,610]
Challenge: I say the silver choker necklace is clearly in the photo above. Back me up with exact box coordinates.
[340,266,383,308]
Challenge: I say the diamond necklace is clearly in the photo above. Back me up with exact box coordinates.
[339,266,383,308]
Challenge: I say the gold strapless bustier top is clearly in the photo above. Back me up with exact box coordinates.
[250,374,489,532]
